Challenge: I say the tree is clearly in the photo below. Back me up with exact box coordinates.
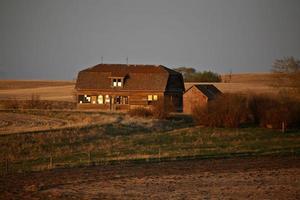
[272,56,300,93]
[173,67,221,82]
[185,71,221,82]
[173,67,196,80]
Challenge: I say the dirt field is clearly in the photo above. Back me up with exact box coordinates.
[1,156,299,200]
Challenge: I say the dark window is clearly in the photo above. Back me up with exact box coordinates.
[78,95,91,103]
[114,96,128,104]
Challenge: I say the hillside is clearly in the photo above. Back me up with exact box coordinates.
[0,73,276,102]
[186,72,276,94]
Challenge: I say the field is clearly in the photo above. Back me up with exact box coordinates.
[0,80,74,102]
[1,74,300,199]
[186,72,277,94]
[0,73,277,103]
[1,109,299,175]
[1,156,299,199]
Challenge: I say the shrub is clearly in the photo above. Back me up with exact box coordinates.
[192,93,300,129]
[249,94,300,129]
[128,107,153,118]
[152,99,174,119]
[192,93,251,128]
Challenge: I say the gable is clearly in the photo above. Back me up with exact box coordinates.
[184,84,221,100]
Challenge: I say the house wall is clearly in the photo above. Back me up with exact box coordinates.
[183,87,208,114]
[76,90,167,111]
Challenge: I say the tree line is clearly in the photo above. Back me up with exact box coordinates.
[173,67,221,82]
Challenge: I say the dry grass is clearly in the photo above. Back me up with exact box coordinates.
[0,85,75,102]
[185,72,278,94]
[221,72,274,84]
[0,110,119,135]
[0,80,74,90]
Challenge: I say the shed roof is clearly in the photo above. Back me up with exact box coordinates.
[185,84,222,100]
[75,64,183,91]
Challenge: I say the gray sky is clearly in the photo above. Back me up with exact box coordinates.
[1,0,300,80]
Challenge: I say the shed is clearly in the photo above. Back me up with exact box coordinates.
[183,84,222,114]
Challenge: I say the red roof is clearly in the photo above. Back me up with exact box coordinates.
[75,64,184,92]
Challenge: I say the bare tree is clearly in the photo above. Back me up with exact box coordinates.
[272,56,300,93]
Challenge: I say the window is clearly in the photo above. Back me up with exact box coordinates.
[115,96,121,104]
[122,96,128,104]
[91,96,97,104]
[114,96,128,104]
[105,95,110,104]
[117,79,122,87]
[148,95,158,101]
[97,95,103,104]
[78,95,91,103]
[113,79,117,87]
[112,78,122,87]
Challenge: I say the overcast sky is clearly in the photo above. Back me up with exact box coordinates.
[1,0,300,80]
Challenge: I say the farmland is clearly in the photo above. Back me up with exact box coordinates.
[0,73,277,103]
[0,109,299,174]
[0,73,300,199]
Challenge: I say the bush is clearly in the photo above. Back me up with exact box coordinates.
[249,94,300,129]
[152,99,174,119]
[128,107,153,118]
[192,93,300,129]
[192,93,251,128]
[128,100,173,119]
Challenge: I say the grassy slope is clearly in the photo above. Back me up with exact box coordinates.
[0,111,299,174]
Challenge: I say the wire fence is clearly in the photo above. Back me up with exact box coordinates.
[1,147,298,176]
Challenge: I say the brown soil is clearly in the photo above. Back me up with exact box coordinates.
[1,156,299,200]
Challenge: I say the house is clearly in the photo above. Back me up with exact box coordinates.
[75,64,185,111]
[183,84,222,114]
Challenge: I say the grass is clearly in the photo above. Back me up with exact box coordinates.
[0,113,299,174]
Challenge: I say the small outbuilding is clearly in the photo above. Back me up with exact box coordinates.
[183,84,222,114]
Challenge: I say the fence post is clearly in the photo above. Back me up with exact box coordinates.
[49,155,53,169]
[282,121,285,133]
[5,158,8,174]
[158,148,161,162]
[88,151,91,165]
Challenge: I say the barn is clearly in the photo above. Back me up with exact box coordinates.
[75,64,185,111]
[183,84,222,114]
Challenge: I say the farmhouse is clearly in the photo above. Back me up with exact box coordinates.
[75,64,185,111]
[183,84,222,114]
